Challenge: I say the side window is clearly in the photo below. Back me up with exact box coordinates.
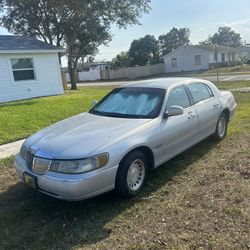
[188,83,212,104]
[167,86,190,109]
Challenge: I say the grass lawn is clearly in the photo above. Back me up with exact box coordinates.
[0,83,249,249]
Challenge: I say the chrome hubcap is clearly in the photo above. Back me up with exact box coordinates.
[127,159,145,192]
[218,117,226,138]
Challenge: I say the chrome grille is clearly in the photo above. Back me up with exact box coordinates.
[25,151,34,170]
[20,144,27,159]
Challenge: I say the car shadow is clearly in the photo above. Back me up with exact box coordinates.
[0,137,219,249]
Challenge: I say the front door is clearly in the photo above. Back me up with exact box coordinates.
[155,85,199,166]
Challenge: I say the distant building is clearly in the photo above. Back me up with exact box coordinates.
[163,45,244,73]
[65,62,111,82]
[237,46,250,63]
[0,35,65,103]
[89,62,111,71]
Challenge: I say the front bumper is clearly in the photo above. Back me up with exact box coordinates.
[14,154,118,201]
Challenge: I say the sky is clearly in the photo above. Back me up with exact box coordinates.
[94,0,250,61]
[1,0,250,66]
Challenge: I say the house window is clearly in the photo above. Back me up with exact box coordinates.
[214,53,218,62]
[194,55,201,65]
[221,53,225,62]
[232,53,235,61]
[11,58,35,81]
[171,58,177,68]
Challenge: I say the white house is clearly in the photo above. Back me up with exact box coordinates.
[163,45,241,73]
[238,45,250,62]
[0,35,65,103]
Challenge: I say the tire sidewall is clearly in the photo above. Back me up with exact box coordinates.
[115,151,148,198]
[215,113,228,140]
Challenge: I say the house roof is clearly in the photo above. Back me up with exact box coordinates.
[164,44,238,58]
[0,35,65,53]
[191,44,238,52]
[237,46,250,52]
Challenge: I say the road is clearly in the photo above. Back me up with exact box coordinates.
[73,73,250,87]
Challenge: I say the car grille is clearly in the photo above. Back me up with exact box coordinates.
[20,144,33,168]
[20,144,27,159]
[25,151,35,170]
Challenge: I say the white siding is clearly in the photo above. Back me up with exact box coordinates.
[164,46,210,73]
[0,52,64,103]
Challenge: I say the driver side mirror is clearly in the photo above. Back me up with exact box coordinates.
[163,105,184,119]
[92,100,98,107]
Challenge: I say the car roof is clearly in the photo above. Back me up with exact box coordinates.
[122,77,205,90]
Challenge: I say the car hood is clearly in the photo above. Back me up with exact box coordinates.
[24,112,151,159]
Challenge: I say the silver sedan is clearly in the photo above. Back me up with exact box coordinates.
[14,78,237,201]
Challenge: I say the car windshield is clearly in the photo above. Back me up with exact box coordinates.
[89,87,165,119]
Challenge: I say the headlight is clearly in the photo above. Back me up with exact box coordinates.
[49,153,109,174]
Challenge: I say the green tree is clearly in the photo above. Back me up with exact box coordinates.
[64,11,111,88]
[112,51,131,68]
[128,35,160,66]
[0,0,151,89]
[202,26,242,47]
[158,27,190,56]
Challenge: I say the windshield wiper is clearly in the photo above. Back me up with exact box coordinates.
[90,110,122,117]
[90,110,150,119]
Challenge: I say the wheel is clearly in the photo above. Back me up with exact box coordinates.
[115,150,148,198]
[212,113,228,140]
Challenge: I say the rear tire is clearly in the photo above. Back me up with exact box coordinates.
[115,150,148,198]
[212,113,228,140]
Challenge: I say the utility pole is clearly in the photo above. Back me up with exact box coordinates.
[214,43,219,83]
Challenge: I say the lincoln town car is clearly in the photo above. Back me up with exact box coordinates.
[14,78,237,200]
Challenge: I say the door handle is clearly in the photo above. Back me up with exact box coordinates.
[213,102,220,107]
[187,112,196,119]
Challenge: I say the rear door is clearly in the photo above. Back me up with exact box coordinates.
[187,82,222,138]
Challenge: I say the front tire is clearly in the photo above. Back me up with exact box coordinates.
[213,113,228,140]
[115,150,148,198]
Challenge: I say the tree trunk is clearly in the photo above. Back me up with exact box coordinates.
[68,54,77,90]
[58,53,62,66]
[68,49,77,90]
